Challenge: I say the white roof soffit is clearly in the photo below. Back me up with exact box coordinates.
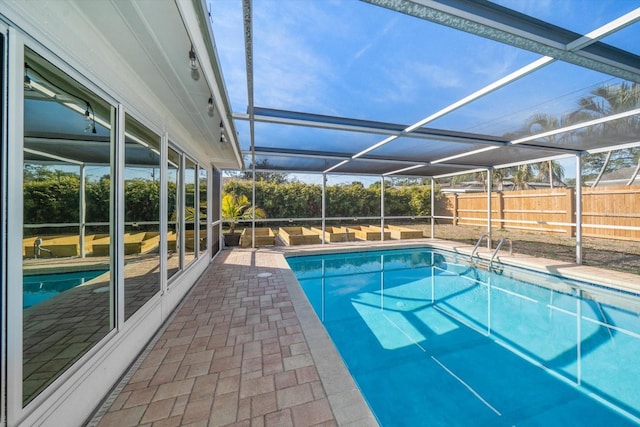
[179,0,243,168]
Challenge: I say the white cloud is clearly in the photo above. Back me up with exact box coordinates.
[352,18,398,62]
[249,2,337,111]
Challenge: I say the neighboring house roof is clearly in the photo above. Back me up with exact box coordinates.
[586,166,640,186]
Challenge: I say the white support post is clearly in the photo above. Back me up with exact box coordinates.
[79,164,86,258]
[380,176,385,241]
[321,173,326,244]
[576,154,583,265]
[486,169,492,249]
[251,165,255,249]
[219,169,224,251]
[430,178,435,239]
[114,105,125,329]
[160,133,168,293]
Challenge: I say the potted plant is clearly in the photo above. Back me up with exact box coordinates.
[222,193,266,246]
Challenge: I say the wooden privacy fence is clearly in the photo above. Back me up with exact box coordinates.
[438,185,640,241]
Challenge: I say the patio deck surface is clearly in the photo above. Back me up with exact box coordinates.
[88,239,640,427]
[89,247,377,427]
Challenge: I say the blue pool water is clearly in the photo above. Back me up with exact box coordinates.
[287,248,640,426]
[23,270,108,308]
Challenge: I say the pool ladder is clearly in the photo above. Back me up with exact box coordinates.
[470,234,512,270]
[470,233,490,263]
[489,237,512,270]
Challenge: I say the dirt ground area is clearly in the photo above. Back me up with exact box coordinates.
[426,224,640,276]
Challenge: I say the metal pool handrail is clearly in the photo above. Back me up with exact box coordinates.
[489,237,513,270]
[471,233,490,262]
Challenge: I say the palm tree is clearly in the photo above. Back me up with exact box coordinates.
[524,113,566,188]
[568,82,640,186]
[221,193,266,235]
[511,164,534,190]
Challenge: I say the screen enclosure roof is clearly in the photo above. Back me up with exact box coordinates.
[212,0,640,178]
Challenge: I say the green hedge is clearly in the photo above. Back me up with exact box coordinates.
[223,179,434,218]
[23,175,435,225]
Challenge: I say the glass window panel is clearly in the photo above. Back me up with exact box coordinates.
[199,167,208,254]
[0,31,3,424]
[23,47,113,405]
[211,169,221,256]
[167,146,181,280]
[123,114,160,320]
[184,158,196,266]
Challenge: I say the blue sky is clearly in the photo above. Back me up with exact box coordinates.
[211,0,640,182]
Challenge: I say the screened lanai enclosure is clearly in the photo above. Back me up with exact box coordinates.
[3,1,640,426]
[212,0,640,272]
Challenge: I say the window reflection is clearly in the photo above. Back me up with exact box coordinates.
[167,146,181,280]
[22,48,113,405]
[199,167,208,253]
[124,114,160,320]
[184,158,196,266]
[212,169,221,256]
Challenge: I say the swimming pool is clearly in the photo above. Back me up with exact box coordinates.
[287,248,640,426]
[23,269,108,308]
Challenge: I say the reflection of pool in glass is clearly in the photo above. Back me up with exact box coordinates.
[23,270,108,308]
[288,248,640,426]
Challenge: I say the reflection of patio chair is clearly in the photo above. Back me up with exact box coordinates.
[91,232,153,256]
[167,232,177,251]
[24,235,80,258]
[33,237,52,259]
[185,229,207,251]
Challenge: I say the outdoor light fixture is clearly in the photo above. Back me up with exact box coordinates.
[219,121,224,132]
[24,67,32,90]
[208,96,214,117]
[24,64,57,97]
[83,101,97,134]
[189,44,200,81]
[220,134,226,144]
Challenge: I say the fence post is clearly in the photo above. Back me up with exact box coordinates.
[452,193,458,225]
[567,187,575,237]
[496,191,504,229]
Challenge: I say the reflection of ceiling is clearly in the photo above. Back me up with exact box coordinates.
[24,138,160,166]
[10,0,243,170]
[230,1,640,177]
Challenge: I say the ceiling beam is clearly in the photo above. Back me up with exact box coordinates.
[245,147,477,169]
[235,107,509,145]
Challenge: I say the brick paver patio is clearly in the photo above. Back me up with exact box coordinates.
[89,248,376,427]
